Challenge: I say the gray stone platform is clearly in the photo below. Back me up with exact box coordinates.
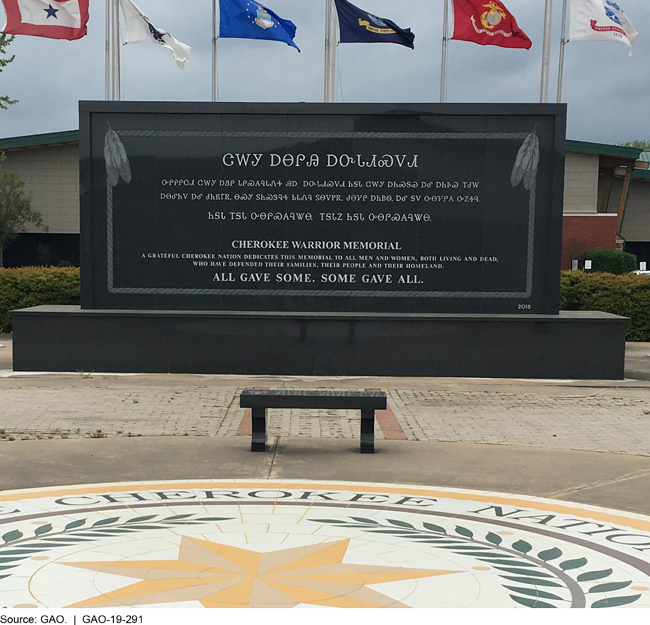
[2,334,650,515]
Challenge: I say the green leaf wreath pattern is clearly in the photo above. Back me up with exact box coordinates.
[0,513,232,584]
[0,511,644,609]
[309,517,642,609]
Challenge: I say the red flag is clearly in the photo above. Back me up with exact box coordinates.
[452,0,532,49]
[2,0,89,40]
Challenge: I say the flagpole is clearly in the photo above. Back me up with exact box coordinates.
[440,0,449,103]
[556,0,568,103]
[111,0,120,100]
[324,0,337,103]
[540,0,553,103]
[212,0,218,102]
[105,0,111,100]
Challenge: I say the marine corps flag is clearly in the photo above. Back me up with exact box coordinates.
[1,0,88,40]
[452,0,532,49]
[334,0,414,49]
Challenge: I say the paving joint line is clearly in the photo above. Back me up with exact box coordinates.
[267,437,280,479]
[545,466,650,498]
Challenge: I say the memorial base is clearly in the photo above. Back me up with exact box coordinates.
[10,306,627,379]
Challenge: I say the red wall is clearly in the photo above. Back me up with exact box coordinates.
[561,215,618,270]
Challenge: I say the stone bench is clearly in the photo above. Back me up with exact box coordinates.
[239,389,387,454]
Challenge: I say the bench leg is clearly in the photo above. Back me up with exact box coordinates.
[251,407,267,452]
[360,409,375,454]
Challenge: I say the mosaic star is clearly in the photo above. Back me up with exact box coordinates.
[64,536,460,608]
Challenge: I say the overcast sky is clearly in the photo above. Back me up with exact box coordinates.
[1,0,649,144]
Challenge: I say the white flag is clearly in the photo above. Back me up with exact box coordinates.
[119,0,191,68]
[569,0,638,54]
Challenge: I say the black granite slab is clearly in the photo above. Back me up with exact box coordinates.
[240,390,387,410]
[11,307,627,379]
[80,102,566,315]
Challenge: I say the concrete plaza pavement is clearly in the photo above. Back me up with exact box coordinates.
[1,333,650,516]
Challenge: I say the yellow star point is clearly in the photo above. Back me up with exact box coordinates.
[63,536,460,608]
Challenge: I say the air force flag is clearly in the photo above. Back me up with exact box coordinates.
[334,0,414,49]
[219,0,299,51]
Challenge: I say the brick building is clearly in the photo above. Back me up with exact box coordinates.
[562,140,648,269]
[0,131,79,267]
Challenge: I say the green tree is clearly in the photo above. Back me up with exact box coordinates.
[0,154,49,267]
[619,139,650,150]
[0,34,17,110]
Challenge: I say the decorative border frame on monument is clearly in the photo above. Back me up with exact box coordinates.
[80,102,566,314]
[104,129,537,300]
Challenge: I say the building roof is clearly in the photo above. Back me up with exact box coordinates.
[630,168,650,181]
[0,130,79,151]
[565,139,642,159]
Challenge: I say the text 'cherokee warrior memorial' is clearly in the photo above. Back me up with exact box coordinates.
[11,103,628,378]
[82,103,563,315]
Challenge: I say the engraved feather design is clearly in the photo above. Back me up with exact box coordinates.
[511,130,539,192]
[104,123,132,187]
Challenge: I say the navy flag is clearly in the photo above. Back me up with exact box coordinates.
[334,0,415,48]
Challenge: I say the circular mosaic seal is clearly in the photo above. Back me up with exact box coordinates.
[1,480,650,609]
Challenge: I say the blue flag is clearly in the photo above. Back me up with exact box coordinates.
[334,0,414,49]
[219,0,300,51]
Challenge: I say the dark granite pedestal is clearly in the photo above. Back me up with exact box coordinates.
[10,306,627,379]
